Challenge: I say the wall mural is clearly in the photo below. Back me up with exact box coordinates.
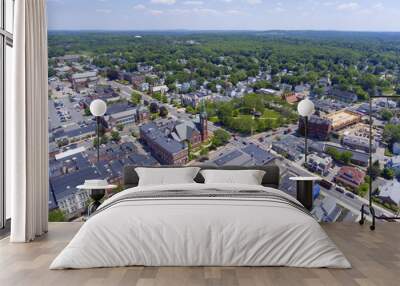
[47,31,399,223]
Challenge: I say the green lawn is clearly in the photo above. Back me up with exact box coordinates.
[261,109,280,119]
[208,116,220,123]
[234,109,280,120]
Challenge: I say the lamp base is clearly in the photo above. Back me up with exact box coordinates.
[296,181,314,211]
[360,203,400,231]
[87,189,105,216]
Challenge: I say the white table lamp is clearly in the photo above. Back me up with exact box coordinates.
[90,99,107,162]
[297,98,315,166]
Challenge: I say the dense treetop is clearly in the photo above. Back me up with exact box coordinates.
[48,31,400,96]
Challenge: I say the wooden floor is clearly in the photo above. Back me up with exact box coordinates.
[0,222,399,286]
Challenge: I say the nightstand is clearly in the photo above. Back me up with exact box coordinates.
[289,177,321,211]
[77,180,117,216]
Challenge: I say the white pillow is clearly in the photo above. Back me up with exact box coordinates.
[200,169,266,185]
[136,167,201,186]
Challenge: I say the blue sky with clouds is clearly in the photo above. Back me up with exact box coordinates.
[47,0,400,31]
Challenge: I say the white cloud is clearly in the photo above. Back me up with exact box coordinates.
[336,2,359,11]
[373,3,384,10]
[225,9,246,15]
[191,8,219,15]
[274,7,285,12]
[149,9,164,15]
[246,0,262,5]
[183,1,204,6]
[133,4,146,10]
[322,1,337,7]
[95,8,112,14]
[166,6,221,16]
[150,0,176,5]
[168,8,191,14]
[357,2,384,15]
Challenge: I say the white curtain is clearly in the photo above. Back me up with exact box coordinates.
[9,0,49,242]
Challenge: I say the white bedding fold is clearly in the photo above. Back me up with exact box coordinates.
[50,183,351,269]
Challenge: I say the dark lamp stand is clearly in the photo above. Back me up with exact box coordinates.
[87,189,105,216]
[359,92,400,230]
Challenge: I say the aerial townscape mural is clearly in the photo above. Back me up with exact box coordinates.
[47,1,400,223]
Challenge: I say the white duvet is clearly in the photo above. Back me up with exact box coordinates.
[50,183,351,269]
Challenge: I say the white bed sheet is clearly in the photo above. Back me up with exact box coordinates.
[50,183,351,269]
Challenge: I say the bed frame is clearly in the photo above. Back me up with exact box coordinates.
[123,165,280,190]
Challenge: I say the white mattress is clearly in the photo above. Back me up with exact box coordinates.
[50,183,351,269]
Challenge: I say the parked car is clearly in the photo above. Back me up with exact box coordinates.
[335,187,345,194]
[345,192,355,199]
[319,180,333,190]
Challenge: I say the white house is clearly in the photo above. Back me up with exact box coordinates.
[378,180,400,206]
[151,85,169,94]
[393,142,400,155]
[386,156,400,174]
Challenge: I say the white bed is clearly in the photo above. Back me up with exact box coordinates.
[50,183,351,269]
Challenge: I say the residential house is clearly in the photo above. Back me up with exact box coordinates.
[56,54,81,64]
[343,135,377,153]
[378,180,400,206]
[331,87,358,103]
[136,105,150,124]
[137,63,153,73]
[307,154,333,176]
[386,156,400,175]
[393,143,400,155]
[334,166,365,191]
[151,85,169,95]
[71,71,98,91]
[108,109,137,127]
[272,135,305,161]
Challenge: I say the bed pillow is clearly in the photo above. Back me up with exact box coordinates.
[135,167,201,186]
[200,169,266,185]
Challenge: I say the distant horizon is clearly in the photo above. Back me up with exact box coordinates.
[47,29,400,33]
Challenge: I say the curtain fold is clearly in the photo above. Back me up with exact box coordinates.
[9,0,48,242]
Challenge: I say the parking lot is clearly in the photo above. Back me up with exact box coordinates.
[48,97,86,129]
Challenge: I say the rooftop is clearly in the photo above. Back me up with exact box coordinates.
[71,71,97,80]
[53,122,96,140]
[109,109,137,120]
[140,122,186,155]
[242,144,276,165]
[213,149,251,166]
[325,110,361,130]
[106,103,135,116]
[55,146,86,161]
[379,180,400,206]
[49,166,101,202]
[212,145,276,167]
[336,166,365,185]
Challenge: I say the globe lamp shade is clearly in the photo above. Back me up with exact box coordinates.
[297,98,315,117]
[90,99,107,117]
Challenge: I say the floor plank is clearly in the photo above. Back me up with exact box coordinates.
[0,222,399,286]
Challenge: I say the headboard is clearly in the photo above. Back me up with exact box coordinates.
[123,165,280,189]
